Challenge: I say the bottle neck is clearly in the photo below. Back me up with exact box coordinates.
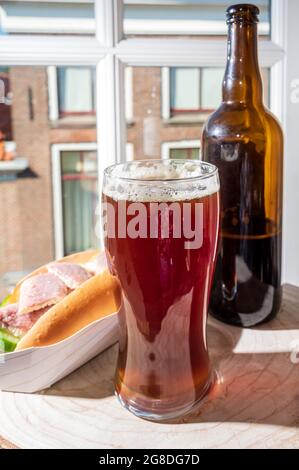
[222,22,263,105]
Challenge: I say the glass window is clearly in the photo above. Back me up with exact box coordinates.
[171,67,223,112]
[170,68,200,111]
[57,67,95,116]
[169,147,200,160]
[61,150,98,255]
[201,68,224,110]
[261,68,270,107]
[123,0,270,37]
[0,1,95,35]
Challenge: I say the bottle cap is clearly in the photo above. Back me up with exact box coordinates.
[226,4,260,24]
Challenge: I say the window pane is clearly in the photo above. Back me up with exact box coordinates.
[57,67,95,116]
[170,68,200,111]
[0,1,95,35]
[0,65,98,298]
[169,148,200,160]
[123,0,270,37]
[61,150,98,255]
[201,68,224,110]
[261,68,270,108]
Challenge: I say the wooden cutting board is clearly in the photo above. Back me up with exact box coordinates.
[0,285,299,449]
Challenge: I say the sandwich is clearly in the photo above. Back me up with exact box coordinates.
[0,250,121,352]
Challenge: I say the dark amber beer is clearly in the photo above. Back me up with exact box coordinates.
[202,4,283,327]
[103,160,220,420]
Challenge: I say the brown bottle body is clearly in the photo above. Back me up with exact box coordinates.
[202,4,283,327]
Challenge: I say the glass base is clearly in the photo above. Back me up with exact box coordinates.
[115,370,215,422]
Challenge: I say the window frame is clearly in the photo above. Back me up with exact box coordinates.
[56,66,96,118]
[0,0,297,285]
[48,66,96,120]
[166,66,223,116]
[51,142,97,259]
[122,2,271,37]
[169,67,201,114]
[48,63,133,122]
[161,140,201,160]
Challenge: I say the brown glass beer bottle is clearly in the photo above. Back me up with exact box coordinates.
[202,4,283,327]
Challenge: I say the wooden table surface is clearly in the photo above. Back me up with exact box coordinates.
[1,284,299,449]
[0,437,16,449]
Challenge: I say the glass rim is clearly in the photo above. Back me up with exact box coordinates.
[103,159,219,184]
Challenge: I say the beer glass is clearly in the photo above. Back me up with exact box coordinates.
[102,160,220,421]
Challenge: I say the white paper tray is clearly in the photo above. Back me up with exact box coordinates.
[0,312,119,393]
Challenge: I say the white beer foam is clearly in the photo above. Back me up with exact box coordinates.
[103,160,219,202]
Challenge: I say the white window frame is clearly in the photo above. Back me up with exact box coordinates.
[1,0,298,285]
[51,142,97,259]
[162,140,201,160]
[48,65,97,121]
[162,67,212,117]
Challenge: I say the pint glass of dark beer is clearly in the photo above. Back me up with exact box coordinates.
[102,160,220,420]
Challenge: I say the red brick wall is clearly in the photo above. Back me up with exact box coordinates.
[0,65,206,281]
[0,67,99,279]
[0,182,22,276]
[9,67,54,273]
[50,128,96,143]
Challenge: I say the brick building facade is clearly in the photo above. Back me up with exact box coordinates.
[0,0,270,290]
[0,67,98,284]
[0,64,207,284]
[128,67,202,159]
